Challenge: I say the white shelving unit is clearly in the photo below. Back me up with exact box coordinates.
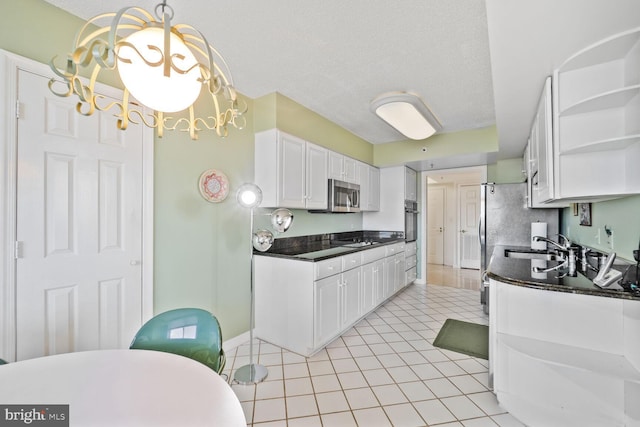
[553,27,640,200]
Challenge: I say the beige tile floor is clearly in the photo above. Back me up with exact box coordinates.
[224,264,524,426]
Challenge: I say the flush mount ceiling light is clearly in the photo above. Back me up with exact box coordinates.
[370,92,442,140]
[49,1,246,140]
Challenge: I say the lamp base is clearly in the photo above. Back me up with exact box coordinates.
[233,363,268,384]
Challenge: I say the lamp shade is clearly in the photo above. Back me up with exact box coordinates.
[236,183,263,209]
[270,208,294,233]
[370,92,441,140]
[252,230,274,252]
[116,27,202,113]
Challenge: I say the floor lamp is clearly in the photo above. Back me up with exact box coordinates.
[234,183,293,384]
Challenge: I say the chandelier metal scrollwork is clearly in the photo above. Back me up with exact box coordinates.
[49,1,247,140]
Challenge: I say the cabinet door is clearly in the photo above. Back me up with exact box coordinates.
[314,275,341,348]
[278,134,306,208]
[362,259,384,311]
[405,167,417,201]
[395,253,406,291]
[534,78,553,203]
[305,143,328,209]
[343,157,357,183]
[328,152,344,181]
[361,263,375,313]
[357,162,369,210]
[368,166,380,211]
[383,256,395,299]
[342,268,361,328]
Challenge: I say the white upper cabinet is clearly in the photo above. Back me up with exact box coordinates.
[328,151,357,184]
[357,161,380,212]
[255,129,328,209]
[305,142,329,209]
[405,167,417,201]
[527,77,567,207]
[552,27,640,200]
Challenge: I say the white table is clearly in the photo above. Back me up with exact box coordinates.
[0,349,246,426]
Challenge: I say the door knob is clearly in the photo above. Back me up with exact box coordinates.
[460,230,467,233]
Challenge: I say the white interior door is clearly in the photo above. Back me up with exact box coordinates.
[458,184,480,269]
[15,69,145,360]
[427,186,445,265]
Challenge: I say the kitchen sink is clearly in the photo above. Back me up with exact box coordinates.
[504,249,563,261]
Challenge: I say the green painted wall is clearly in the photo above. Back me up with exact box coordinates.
[2,0,86,66]
[562,195,640,262]
[373,126,498,167]
[487,158,526,184]
[254,92,374,163]
[152,94,256,339]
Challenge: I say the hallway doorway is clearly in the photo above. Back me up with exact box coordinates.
[425,167,484,271]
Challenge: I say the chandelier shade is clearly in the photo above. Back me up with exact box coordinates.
[49,1,246,140]
[116,27,202,113]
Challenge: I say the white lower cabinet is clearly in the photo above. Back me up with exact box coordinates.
[361,258,384,314]
[314,260,362,349]
[405,241,417,285]
[490,278,640,426]
[313,274,341,350]
[254,243,405,356]
[383,243,406,297]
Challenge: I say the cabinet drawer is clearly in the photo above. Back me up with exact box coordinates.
[406,254,417,269]
[315,258,342,280]
[385,243,405,256]
[405,241,417,256]
[342,252,362,271]
[361,246,386,264]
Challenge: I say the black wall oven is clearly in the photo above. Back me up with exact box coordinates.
[404,200,418,242]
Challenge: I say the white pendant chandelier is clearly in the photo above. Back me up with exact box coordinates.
[49,1,246,140]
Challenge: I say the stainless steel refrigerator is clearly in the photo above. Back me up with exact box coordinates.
[479,182,560,314]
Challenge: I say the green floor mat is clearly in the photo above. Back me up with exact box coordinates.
[432,319,488,360]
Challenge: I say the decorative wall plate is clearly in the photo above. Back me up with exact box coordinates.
[199,169,229,203]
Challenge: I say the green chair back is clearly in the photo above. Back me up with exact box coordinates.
[130,308,225,374]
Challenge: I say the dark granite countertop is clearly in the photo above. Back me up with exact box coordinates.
[253,230,406,262]
[487,245,640,301]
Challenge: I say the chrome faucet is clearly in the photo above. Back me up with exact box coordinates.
[580,247,599,272]
[532,234,571,251]
[532,234,577,275]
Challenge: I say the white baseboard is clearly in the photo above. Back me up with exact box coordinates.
[223,330,250,353]
[414,278,427,285]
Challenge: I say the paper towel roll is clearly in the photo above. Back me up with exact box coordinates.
[531,222,547,250]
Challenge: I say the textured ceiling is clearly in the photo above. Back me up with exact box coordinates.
[41,0,496,146]
[41,0,640,165]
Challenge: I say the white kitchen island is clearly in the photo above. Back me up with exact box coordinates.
[488,246,640,426]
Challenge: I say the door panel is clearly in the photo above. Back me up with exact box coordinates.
[459,184,480,269]
[16,69,144,360]
[427,186,445,264]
